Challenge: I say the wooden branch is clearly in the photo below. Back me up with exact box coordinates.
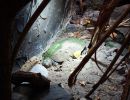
[12,71,50,89]
[95,0,119,28]
[89,0,119,48]
[68,4,130,88]
[86,30,130,98]
[12,0,50,68]
[86,0,120,75]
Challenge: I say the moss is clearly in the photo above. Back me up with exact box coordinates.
[42,38,86,59]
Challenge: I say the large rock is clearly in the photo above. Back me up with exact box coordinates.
[12,0,71,58]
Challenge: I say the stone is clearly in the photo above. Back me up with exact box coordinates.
[65,24,85,33]
[42,58,52,68]
[30,64,48,78]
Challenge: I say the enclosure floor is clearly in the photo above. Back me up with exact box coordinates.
[12,3,130,100]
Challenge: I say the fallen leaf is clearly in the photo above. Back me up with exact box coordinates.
[80,34,92,39]
[74,32,81,38]
[73,51,81,59]
[110,32,117,39]
[70,19,80,24]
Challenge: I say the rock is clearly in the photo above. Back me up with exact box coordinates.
[116,67,126,75]
[65,24,79,32]
[30,64,48,77]
[52,59,64,65]
[81,29,91,34]
[54,68,62,72]
[42,58,52,68]
[15,56,27,67]
[52,60,59,66]
[65,24,85,33]
[84,10,99,21]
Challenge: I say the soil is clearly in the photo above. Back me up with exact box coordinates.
[41,2,130,100]
[45,35,124,100]
[12,1,130,100]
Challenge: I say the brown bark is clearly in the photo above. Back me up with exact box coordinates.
[12,71,50,90]
[89,0,119,49]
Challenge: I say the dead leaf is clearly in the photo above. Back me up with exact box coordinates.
[70,19,80,24]
[80,34,92,39]
[110,32,117,39]
[80,18,91,26]
[74,32,81,38]
[80,18,95,27]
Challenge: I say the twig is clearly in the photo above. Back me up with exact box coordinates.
[91,57,108,68]
[93,52,104,73]
[89,0,119,49]
[86,0,120,74]
[119,18,130,27]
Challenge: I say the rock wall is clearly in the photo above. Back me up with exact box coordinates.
[12,0,70,59]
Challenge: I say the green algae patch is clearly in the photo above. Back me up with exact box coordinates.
[42,38,86,59]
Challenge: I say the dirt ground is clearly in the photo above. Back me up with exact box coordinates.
[12,1,130,100]
[42,2,130,100]
[45,34,124,100]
